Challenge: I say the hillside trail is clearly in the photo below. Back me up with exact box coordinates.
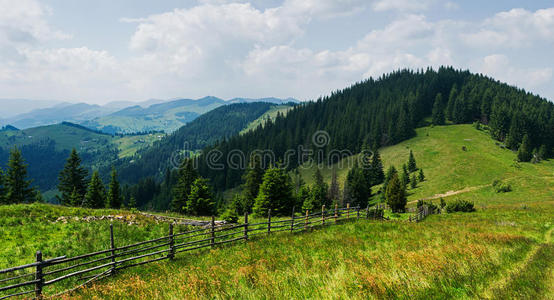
[407,184,489,204]
[480,225,554,299]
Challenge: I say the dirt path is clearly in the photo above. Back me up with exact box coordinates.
[408,184,489,204]
[480,225,554,298]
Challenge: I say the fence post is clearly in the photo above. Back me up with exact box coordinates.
[357,206,360,220]
[168,223,175,260]
[334,203,338,223]
[322,205,325,226]
[110,224,116,275]
[347,203,350,219]
[290,206,295,233]
[244,212,249,241]
[35,251,43,299]
[366,206,370,219]
[267,209,271,235]
[211,216,215,248]
[305,209,309,231]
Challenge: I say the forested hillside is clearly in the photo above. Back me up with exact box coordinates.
[114,102,278,185]
[196,67,554,190]
[0,123,160,193]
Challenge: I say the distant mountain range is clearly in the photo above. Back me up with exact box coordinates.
[1,97,298,133]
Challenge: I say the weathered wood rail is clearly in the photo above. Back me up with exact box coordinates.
[408,205,438,222]
[0,204,385,299]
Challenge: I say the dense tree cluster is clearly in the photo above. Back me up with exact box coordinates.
[196,67,554,192]
[56,149,122,209]
[170,159,216,216]
[115,102,275,184]
[0,148,35,204]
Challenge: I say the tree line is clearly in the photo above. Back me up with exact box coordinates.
[195,67,553,192]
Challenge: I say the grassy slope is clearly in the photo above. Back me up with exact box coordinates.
[299,124,554,207]
[67,124,553,299]
[0,123,162,159]
[114,133,166,158]
[239,104,293,135]
[93,102,223,133]
[0,204,173,269]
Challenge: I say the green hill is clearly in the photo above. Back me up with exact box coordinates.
[0,123,163,194]
[239,104,294,135]
[297,124,554,207]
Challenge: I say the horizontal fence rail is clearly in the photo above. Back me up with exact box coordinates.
[0,204,388,299]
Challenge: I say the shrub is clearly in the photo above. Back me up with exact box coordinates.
[446,199,475,213]
[417,200,438,212]
[495,183,512,193]
[220,209,239,223]
[367,208,384,219]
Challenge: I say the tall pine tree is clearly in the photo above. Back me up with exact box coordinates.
[58,149,88,206]
[171,159,198,213]
[5,148,34,204]
[432,93,445,125]
[83,171,105,208]
[385,173,407,213]
[253,167,294,217]
[186,178,215,216]
[107,167,122,208]
[407,150,418,172]
[328,168,340,206]
[0,168,6,204]
[517,134,532,162]
[370,148,385,185]
[242,157,264,213]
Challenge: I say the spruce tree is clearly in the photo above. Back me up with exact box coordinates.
[517,134,532,162]
[69,187,82,206]
[410,174,417,189]
[345,162,371,208]
[5,148,34,204]
[107,167,122,208]
[253,167,294,217]
[383,165,398,190]
[311,168,329,209]
[186,178,215,216]
[0,168,5,204]
[537,145,547,161]
[58,149,88,206]
[446,84,458,121]
[34,190,44,203]
[128,195,137,209]
[407,150,417,172]
[83,171,106,208]
[242,157,264,213]
[418,169,425,182]
[327,169,340,206]
[402,164,410,185]
[370,149,385,185]
[432,93,445,125]
[171,159,198,213]
[385,173,407,213]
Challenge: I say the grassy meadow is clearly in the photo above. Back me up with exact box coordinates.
[1,124,553,299]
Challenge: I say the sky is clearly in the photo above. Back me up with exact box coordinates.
[1,0,553,104]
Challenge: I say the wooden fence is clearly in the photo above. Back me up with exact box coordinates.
[408,205,438,222]
[0,204,386,299]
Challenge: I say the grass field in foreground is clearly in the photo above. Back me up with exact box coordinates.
[70,204,553,299]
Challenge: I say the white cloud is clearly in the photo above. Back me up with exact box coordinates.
[462,8,554,49]
[372,0,435,12]
[1,1,554,102]
[479,54,552,88]
[0,0,69,46]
